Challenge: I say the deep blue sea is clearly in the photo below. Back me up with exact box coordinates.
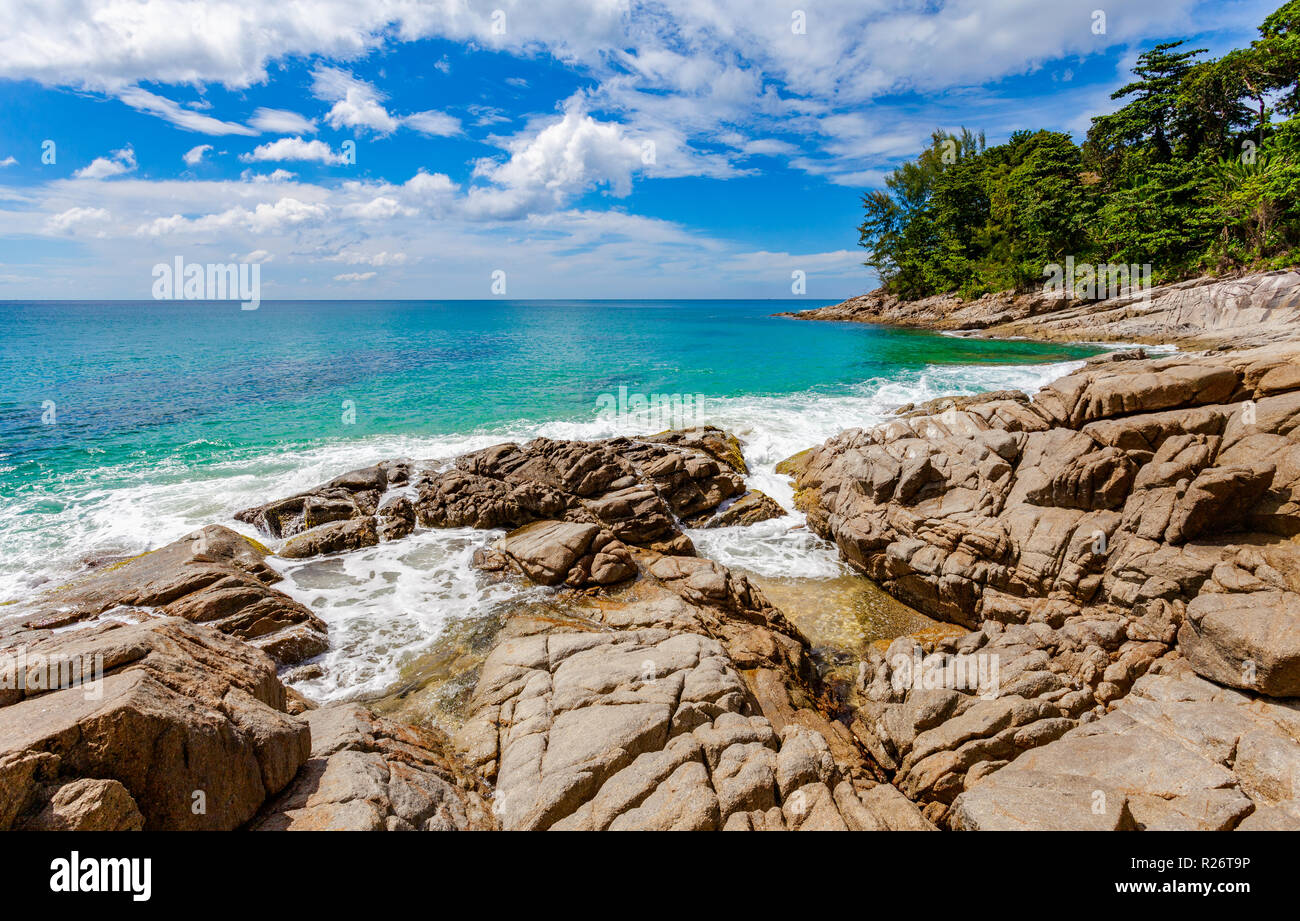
[0,298,1101,698]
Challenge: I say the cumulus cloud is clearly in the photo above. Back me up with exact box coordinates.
[312,66,401,134]
[343,196,415,220]
[0,0,1260,189]
[239,168,299,182]
[74,146,136,179]
[45,206,111,233]
[239,137,347,165]
[138,197,330,236]
[311,66,461,137]
[465,109,649,219]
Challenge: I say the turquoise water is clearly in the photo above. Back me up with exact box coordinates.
[2,298,1095,476]
[0,299,1101,654]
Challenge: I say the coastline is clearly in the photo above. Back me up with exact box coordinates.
[776,270,1300,351]
[4,271,1300,831]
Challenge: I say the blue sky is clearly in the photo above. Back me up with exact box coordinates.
[0,0,1280,299]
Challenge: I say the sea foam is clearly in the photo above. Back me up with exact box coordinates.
[0,358,1083,702]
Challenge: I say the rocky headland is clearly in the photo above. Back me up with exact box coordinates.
[4,272,1300,831]
[778,269,1300,350]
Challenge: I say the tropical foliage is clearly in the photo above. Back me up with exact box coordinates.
[859,3,1300,298]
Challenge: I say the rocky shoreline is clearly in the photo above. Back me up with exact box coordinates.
[4,272,1299,830]
[777,270,1300,350]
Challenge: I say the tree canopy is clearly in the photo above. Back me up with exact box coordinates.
[859,2,1300,298]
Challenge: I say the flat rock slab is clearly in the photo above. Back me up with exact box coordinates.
[456,599,933,832]
[953,667,1300,830]
[951,770,1136,830]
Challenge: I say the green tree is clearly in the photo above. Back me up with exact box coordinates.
[856,4,1300,298]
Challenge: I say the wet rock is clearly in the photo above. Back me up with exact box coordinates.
[235,461,408,539]
[411,434,749,551]
[7,525,327,666]
[495,520,636,588]
[643,427,748,474]
[693,490,788,528]
[279,517,379,559]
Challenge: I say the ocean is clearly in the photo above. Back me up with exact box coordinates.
[0,298,1102,706]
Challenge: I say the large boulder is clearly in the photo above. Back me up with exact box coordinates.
[0,618,310,830]
[1179,590,1300,696]
[7,525,327,666]
[413,433,754,552]
[787,342,1300,651]
[492,520,636,588]
[235,462,409,539]
[455,552,934,832]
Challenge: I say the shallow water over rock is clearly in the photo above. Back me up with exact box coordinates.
[753,572,952,655]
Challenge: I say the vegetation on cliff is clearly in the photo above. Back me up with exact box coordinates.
[859,2,1300,298]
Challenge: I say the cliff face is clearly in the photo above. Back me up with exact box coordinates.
[785,337,1300,829]
[781,270,1300,350]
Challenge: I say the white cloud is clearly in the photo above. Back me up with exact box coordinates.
[329,250,408,266]
[239,137,346,165]
[183,144,213,166]
[0,156,15,167]
[239,249,275,263]
[45,206,110,233]
[0,0,1264,191]
[138,197,330,236]
[74,146,136,179]
[343,196,415,220]
[311,67,462,137]
[248,107,318,134]
[2,170,876,297]
[403,110,462,137]
[312,66,401,134]
[239,168,299,182]
[118,86,256,135]
[333,271,376,282]
[465,109,648,219]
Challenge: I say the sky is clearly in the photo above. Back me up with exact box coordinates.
[0,0,1281,300]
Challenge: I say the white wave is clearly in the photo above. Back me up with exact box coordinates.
[0,357,1081,701]
[267,527,545,703]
